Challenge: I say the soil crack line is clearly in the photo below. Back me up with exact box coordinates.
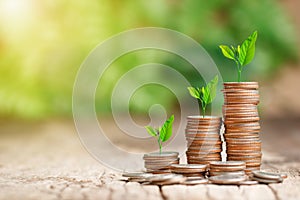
[268,185,280,200]
[159,186,167,200]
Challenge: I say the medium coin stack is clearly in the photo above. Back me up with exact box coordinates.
[185,116,222,165]
[251,171,284,184]
[143,152,179,174]
[209,161,246,177]
[170,164,208,179]
[222,82,262,174]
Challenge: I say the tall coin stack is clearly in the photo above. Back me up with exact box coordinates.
[185,116,222,165]
[143,152,179,174]
[222,82,262,175]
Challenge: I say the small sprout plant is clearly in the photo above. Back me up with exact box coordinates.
[187,75,218,118]
[219,31,258,82]
[145,115,174,154]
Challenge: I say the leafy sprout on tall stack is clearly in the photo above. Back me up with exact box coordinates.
[219,31,258,82]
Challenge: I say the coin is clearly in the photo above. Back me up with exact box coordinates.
[223,82,259,89]
[143,151,179,159]
[209,166,246,172]
[210,161,246,167]
[251,176,283,184]
[128,177,149,182]
[237,180,259,185]
[183,178,208,185]
[209,171,245,176]
[122,172,153,178]
[252,171,283,180]
[145,169,172,174]
[147,173,185,184]
[170,164,207,173]
[185,133,221,138]
[209,175,247,184]
[281,173,288,179]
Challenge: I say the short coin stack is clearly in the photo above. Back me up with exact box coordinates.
[143,152,179,174]
[170,164,207,179]
[209,161,246,177]
[251,171,284,184]
[222,82,262,174]
[185,116,222,165]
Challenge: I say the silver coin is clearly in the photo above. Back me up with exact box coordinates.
[209,171,245,177]
[122,172,153,178]
[171,164,207,169]
[252,171,283,180]
[237,180,259,185]
[209,175,247,184]
[210,161,245,167]
[147,173,179,182]
[183,178,208,185]
[251,176,283,184]
[151,175,186,185]
[128,177,149,182]
[144,151,179,158]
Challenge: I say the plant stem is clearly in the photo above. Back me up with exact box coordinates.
[235,61,242,82]
[158,138,162,154]
[202,107,206,118]
[238,70,242,82]
[236,62,242,82]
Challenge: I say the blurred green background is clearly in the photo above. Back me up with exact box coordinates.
[0,0,299,119]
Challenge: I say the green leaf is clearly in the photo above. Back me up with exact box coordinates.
[219,45,235,60]
[206,75,218,104]
[159,115,174,142]
[201,86,209,105]
[238,31,258,66]
[199,75,218,105]
[145,126,157,137]
[187,87,200,99]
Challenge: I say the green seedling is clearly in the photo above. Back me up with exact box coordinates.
[145,115,174,154]
[187,75,218,118]
[219,31,258,82]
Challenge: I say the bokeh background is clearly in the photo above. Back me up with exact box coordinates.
[1,0,299,120]
[0,2,300,197]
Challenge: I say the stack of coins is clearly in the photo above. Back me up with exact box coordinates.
[251,171,284,184]
[143,152,179,174]
[185,116,222,165]
[222,82,262,174]
[170,164,207,179]
[209,161,246,177]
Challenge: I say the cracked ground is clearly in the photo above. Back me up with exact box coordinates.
[0,119,299,200]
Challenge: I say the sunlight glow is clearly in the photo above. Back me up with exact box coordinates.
[0,0,34,24]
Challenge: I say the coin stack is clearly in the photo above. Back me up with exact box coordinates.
[143,152,179,174]
[185,116,222,165]
[222,82,262,174]
[170,164,208,179]
[209,161,246,177]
